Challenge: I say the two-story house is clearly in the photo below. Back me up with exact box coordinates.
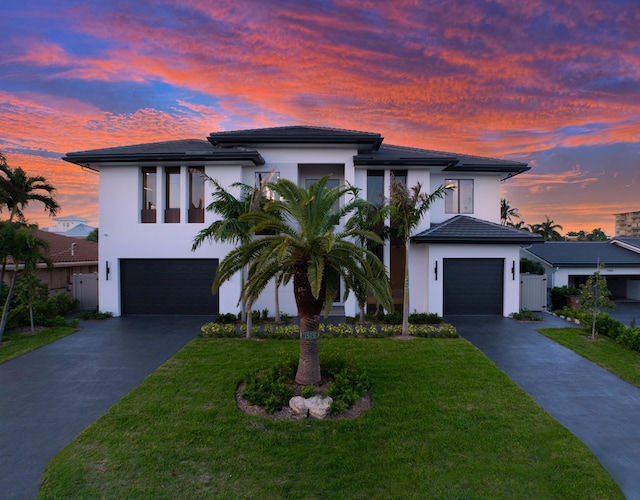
[63,126,540,318]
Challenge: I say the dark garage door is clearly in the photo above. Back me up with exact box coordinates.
[443,258,504,315]
[121,259,219,315]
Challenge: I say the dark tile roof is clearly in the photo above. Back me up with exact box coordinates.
[612,238,640,253]
[63,139,265,169]
[36,230,98,264]
[63,126,528,177]
[208,126,383,151]
[413,215,542,244]
[524,241,640,267]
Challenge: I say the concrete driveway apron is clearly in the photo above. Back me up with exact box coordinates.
[0,315,205,500]
[449,314,640,500]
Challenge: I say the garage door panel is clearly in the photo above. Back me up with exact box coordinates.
[444,258,503,315]
[121,259,218,315]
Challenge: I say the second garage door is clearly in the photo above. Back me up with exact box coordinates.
[443,258,504,315]
[120,259,219,315]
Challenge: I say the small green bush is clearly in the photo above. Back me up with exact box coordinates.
[510,309,542,321]
[408,312,443,324]
[550,286,581,311]
[301,386,315,398]
[216,313,239,324]
[520,258,545,275]
[383,311,402,324]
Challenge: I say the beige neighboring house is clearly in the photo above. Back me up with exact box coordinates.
[35,230,98,305]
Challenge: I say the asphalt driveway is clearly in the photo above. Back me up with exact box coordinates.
[0,316,206,500]
[450,313,640,500]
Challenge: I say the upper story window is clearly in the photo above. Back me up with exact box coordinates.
[141,167,157,223]
[445,179,474,214]
[367,170,384,207]
[391,170,407,186]
[189,167,205,223]
[164,167,181,223]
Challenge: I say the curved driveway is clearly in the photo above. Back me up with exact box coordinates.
[0,316,204,499]
[450,313,640,500]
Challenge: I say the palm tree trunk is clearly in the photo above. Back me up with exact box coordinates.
[401,238,410,336]
[274,277,280,323]
[0,270,17,342]
[246,305,252,338]
[293,269,323,385]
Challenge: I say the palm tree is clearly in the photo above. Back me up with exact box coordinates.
[213,177,392,385]
[529,216,564,241]
[500,198,521,226]
[0,159,59,222]
[192,177,257,328]
[0,222,50,341]
[343,197,389,323]
[388,178,452,337]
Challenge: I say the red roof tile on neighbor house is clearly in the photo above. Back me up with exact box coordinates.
[35,230,98,263]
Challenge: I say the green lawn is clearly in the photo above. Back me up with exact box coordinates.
[39,338,623,499]
[539,326,640,387]
[0,326,77,365]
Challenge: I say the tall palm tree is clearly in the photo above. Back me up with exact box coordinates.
[0,160,59,222]
[529,216,564,241]
[213,177,393,385]
[0,222,50,341]
[192,177,257,327]
[500,198,521,226]
[388,178,452,337]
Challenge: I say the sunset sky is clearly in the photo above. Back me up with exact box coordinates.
[1,0,638,235]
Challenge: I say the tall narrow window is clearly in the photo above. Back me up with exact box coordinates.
[189,167,205,223]
[367,170,384,207]
[445,179,474,214]
[141,167,157,223]
[391,169,407,186]
[165,167,180,223]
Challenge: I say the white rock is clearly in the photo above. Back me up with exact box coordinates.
[306,395,333,419]
[289,396,308,416]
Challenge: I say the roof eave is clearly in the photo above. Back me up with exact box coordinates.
[62,151,266,168]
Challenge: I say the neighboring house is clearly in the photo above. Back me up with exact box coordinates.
[522,240,640,300]
[35,230,99,297]
[42,215,96,239]
[63,126,541,318]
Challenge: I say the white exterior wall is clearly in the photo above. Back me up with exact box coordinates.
[98,163,244,316]
[430,173,502,224]
[426,244,522,317]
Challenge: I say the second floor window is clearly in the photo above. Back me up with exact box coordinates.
[255,170,280,200]
[141,167,157,223]
[189,167,205,223]
[165,167,180,223]
[445,179,474,214]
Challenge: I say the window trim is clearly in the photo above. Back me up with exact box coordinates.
[188,167,205,223]
[164,167,181,223]
[141,167,157,223]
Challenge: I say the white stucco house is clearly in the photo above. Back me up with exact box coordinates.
[42,215,96,238]
[63,126,540,318]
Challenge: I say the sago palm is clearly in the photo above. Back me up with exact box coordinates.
[213,176,393,385]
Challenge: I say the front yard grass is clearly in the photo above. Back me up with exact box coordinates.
[539,326,640,387]
[39,338,622,499]
[0,326,77,365]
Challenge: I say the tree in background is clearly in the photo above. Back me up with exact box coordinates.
[388,178,452,337]
[213,177,392,385]
[0,154,59,222]
[500,198,521,226]
[580,265,615,340]
[86,228,99,242]
[0,222,50,341]
[566,228,608,241]
[529,216,564,241]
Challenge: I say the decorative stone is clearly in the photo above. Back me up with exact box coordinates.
[289,396,308,416]
[306,395,333,419]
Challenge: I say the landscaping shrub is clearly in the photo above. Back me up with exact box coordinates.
[550,286,581,311]
[383,311,402,324]
[510,309,542,321]
[408,312,443,324]
[520,258,545,275]
[4,277,78,330]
